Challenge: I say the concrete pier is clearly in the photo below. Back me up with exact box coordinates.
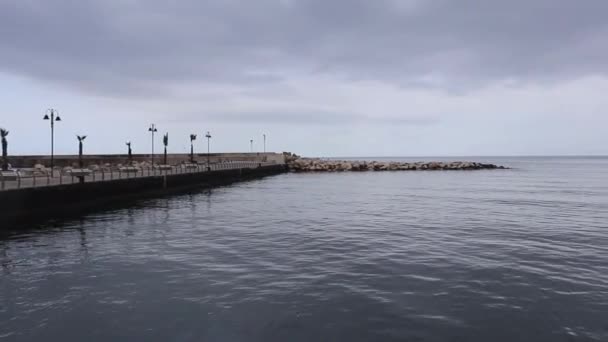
[0,163,286,226]
[7,152,286,168]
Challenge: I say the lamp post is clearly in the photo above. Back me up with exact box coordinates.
[148,124,158,165]
[263,134,266,153]
[250,139,254,153]
[43,108,62,176]
[205,131,211,171]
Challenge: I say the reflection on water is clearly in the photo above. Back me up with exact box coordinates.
[1,157,608,342]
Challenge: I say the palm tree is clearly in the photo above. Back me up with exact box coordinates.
[189,134,197,163]
[77,135,87,168]
[126,141,132,162]
[163,133,169,165]
[1,128,8,171]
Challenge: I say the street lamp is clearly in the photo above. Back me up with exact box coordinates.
[263,134,266,153]
[148,124,158,165]
[205,131,212,171]
[43,108,61,176]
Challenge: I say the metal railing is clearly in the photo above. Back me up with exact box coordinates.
[0,161,278,190]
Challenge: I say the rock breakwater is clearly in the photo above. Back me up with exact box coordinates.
[284,155,506,172]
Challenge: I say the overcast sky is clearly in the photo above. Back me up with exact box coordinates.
[1,0,607,157]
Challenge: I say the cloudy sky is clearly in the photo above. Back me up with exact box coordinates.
[1,0,607,157]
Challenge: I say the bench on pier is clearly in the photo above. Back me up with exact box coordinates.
[18,168,48,176]
[119,167,140,173]
[68,169,92,177]
[183,164,199,169]
[0,170,18,181]
[155,165,173,171]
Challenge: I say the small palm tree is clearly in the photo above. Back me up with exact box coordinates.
[77,135,87,168]
[126,141,132,161]
[190,134,197,163]
[1,128,9,171]
[163,133,169,165]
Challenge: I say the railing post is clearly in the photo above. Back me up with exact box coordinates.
[59,172,63,185]
[17,174,21,189]
[47,173,51,186]
[102,170,105,181]
[33,174,37,187]
[0,173,4,191]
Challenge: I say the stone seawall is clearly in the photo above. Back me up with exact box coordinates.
[0,164,286,226]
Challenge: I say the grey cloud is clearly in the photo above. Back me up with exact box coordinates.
[173,110,439,126]
[1,0,607,96]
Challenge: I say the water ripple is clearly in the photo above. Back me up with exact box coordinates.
[1,157,608,341]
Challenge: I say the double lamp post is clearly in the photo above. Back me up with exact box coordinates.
[43,108,62,176]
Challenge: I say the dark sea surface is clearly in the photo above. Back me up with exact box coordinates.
[1,157,608,341]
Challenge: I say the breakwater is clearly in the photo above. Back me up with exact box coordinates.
[0,164,286,225]
[287,156,506,172]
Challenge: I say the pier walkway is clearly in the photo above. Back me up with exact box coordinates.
[0,161,277,191]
